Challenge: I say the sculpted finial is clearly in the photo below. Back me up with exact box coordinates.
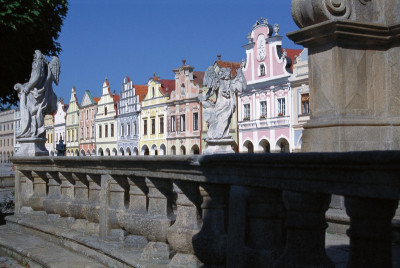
[274,24,280,36]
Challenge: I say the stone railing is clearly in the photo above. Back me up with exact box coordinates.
[11,152,400,267]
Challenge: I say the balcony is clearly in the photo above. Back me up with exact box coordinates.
[8,152,400,267]
[239,115,290,130]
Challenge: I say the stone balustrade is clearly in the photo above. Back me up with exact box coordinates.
[11,152,400,267]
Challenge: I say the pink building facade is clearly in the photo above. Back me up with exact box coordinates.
[167,60,203,155]
[238,18,301,153]
[79,90,99,156]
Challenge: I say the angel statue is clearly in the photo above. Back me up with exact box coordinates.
[14,50,59,156]
[200,62,246,154]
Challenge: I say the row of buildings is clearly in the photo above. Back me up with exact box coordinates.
[0,19,309,160]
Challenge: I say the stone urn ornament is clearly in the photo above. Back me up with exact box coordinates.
[14,50,59,156]
[199,61,246,154]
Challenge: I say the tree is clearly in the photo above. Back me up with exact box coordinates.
[0,0,68,107]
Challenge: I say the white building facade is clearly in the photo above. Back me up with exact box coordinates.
[117,77,147,156]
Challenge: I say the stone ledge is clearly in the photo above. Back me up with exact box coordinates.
[287,20,400,50]
[0,225,106,268]
[5,214,172,268]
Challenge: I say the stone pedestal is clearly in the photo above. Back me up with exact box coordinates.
[15,137,49,156]
[202,138,235,155]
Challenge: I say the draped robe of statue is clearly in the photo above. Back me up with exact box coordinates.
[14,50,58,139]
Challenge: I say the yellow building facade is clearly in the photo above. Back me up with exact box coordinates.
[95,79,119,156]
[139,76,175,155]
[66,87,80,156]
[44,114,55,156]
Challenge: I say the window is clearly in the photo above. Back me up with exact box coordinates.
[180,115,185,132]
[243,104,250,120]
[171,116,176,132]
[72,129,75,141]
[86,110,88,120]
[81,128,84,139]
[152,87,155,98]
[121,124,125,136]
[105,125,108,138]
[104,107,107,116]
[11,138,13,145]
[111,124,114,137]
[143,119,147,135]
[151,118,155,134]
[193,113,199,131]
[133,123,136,135]
[127,123,131,136]
[260,101,267,118]
[159,117,164,134]
[301,93,310,114]
[259,64,266,76]
[278,98,286,116]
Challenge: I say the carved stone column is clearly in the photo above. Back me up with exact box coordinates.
[68,173,89,219]
[345,197,398,268]
[274,191,333,268]
[192,183,228,266]
[167,181,202,267]
[19,171,34,210]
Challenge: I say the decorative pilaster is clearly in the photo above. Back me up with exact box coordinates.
[345,197,398,268]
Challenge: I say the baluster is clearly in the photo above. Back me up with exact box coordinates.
[82,174,101,223]
[29,171,48,211]
[345,196,398,268]
[69,173,89,219]
[19,171,34,212]
[274,191,334,268]
[192,183,228,266]
[43,172,61,214]
[58,172,75,217]
[167,181,203,267]
[128,176,147,214]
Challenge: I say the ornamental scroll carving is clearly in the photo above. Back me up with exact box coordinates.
[291,0,371,28]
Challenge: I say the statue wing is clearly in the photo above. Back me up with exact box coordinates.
[231,67,247,93]
[49,56,60,85]
[203,66,219,99]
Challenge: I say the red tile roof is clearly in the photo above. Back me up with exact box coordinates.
[193,71,205,86]
[134,85,148,102]
[160,79,176,97]
[93,97,101,104]
[215,60,241,77]
[283,48,302,71]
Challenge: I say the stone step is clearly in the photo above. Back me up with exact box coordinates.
[5,213,173,268]
[0,225,106,268]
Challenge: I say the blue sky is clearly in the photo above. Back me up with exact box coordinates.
[55,0,302,103]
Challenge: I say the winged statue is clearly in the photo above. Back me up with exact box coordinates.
[14,50,58,139]
[200,62,246,142]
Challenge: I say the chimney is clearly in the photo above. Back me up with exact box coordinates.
[182,59,186,65]
[217,54,221,61]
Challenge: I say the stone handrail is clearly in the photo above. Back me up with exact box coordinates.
[11,152,400,267]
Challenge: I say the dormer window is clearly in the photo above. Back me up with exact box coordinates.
[259,63,266,76]
[152,87,155,98]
